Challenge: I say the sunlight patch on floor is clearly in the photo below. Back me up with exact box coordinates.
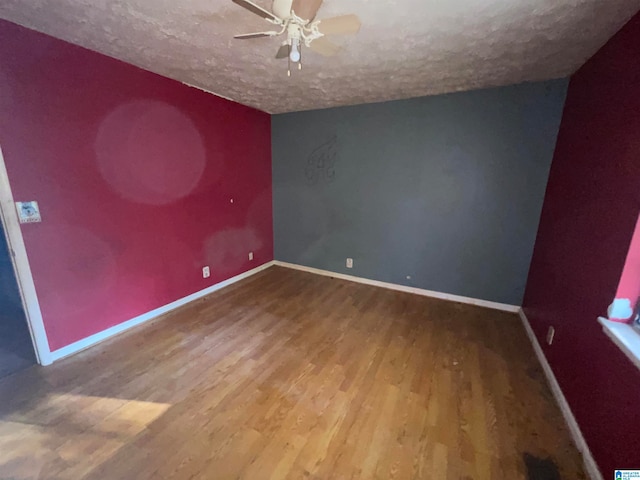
[0,393,171,479]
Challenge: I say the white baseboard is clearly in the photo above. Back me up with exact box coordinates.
[49,261,276,362]
[518,309,603,480]
[273,261,520,313]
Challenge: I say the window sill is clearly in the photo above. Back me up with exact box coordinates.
[598,317,640,371]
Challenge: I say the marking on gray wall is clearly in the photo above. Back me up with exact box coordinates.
[305,135,337,186]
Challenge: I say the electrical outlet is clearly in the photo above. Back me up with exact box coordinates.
[546,326,555,345]
[249,252,254,261]
[202,266,210,278]
[346,258,353,269]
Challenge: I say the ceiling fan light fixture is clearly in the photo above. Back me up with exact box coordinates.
[289,40,301,62]
[231,0,361,74]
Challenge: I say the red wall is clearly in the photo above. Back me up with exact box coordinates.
[0,20,273,351]
[522,12,640,475]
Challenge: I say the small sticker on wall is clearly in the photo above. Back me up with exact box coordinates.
[16,201,41,223]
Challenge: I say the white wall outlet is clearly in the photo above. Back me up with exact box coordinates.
[202,266,210,278]
[346,258,353,269]
[248,252,254,261]
[546,326,555,345]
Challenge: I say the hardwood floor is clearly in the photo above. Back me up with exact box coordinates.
[0,266,585,479]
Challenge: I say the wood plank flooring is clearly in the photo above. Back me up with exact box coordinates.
[0,266,586,479]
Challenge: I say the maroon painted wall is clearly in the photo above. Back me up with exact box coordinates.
[0,20,273,351]
[522,12,640,474]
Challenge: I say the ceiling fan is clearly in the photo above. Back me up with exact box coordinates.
[231,0,361,75]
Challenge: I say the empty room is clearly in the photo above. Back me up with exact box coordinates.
[0,0,639,479]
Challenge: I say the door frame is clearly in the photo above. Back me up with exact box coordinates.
[0,146,53,365]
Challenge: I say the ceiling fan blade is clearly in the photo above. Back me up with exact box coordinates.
[317,14,361,35]
[234,31,278,39]
[292,0,323,21]
[275,44,289,59]
[309,36,341,56]
[272,0,293,19]
[232,0,279,22]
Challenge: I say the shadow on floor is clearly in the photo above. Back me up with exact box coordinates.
[524,452,562,480]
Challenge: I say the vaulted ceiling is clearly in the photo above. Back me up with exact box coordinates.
[1,0,638,113]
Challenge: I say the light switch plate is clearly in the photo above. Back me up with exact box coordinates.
[16,201,41,223]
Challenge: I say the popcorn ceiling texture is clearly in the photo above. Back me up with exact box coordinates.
[1,0,638,113]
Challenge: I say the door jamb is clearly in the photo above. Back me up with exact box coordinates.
[0,146,53,365]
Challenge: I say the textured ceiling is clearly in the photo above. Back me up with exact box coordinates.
[1,0,639,113]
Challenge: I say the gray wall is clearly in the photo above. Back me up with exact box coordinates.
[272,80,568,305]
[0,222,36,371]
[0,223,22,313]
